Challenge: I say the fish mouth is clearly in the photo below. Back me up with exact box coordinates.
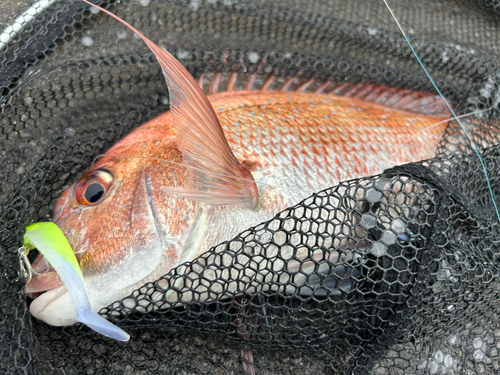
[29,283,78,326]
[25,255,63,298]
[25,270,63,297]
[29,284,68,315]
[25,256,77,326]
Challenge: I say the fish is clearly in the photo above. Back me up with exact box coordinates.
[24,0,452,328]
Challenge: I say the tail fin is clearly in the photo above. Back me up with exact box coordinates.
[77,309,130,342]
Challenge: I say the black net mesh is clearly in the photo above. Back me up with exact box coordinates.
[2,0,500,373]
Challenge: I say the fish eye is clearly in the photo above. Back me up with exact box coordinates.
[84,183,105,203]
[75,170,114,205]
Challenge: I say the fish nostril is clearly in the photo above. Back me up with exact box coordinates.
[53,188,71,221]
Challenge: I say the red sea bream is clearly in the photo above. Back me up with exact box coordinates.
[26,2,451,327]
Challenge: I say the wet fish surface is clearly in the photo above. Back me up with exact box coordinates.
[25,1,451,327]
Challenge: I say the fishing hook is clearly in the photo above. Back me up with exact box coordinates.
[18,247,44,283]
[18,247,32,282]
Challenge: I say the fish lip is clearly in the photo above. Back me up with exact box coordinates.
[25,270,62,296]
[29,284,68,318]
[25,255,61,296]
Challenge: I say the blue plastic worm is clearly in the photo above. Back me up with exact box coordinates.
[23,222,130,341]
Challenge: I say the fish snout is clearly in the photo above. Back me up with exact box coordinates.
[25,254,61,296]
[25,271,62,295]
[29,285,77,326]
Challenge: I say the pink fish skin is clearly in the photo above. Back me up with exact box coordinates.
[25,0,450,327]
[26,89,448,325]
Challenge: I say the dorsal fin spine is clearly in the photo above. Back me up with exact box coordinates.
[82,0,259,209]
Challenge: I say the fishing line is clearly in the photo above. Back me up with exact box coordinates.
[378,107,494,169]
[383,0,500,223]
[398,107,495,149]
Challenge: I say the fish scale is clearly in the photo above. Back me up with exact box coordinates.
[212,90,447,206]
[26,87,449,328]
[192,90,451,257]
[26,1,452,332]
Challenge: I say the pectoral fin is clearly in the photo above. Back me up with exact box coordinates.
[82,0,259,209]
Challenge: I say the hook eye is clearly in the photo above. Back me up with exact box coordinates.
[18,247,32,283]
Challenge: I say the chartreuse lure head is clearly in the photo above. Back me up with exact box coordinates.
[22,222,130,341]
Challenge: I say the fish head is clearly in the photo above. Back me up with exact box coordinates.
[25,1,258,327]
[27,116,199,326]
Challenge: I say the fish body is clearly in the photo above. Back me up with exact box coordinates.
[26,0,450,328]
[28,89,448,326]
[201,90,448,249]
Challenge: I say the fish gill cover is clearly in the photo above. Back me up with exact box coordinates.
[1,0,500,374]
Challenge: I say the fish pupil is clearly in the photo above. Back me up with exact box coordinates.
[85,183,105,203]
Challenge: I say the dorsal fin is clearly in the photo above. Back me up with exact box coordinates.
[82,0,258,209]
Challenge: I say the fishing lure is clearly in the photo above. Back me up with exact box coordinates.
[21,222,130,341]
